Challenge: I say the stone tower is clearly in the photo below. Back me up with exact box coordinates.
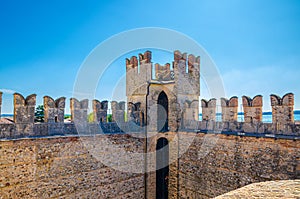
[126,50,200,132]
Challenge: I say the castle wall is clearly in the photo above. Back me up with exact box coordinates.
[146,84,178,132]
[0,130,299,199]
[0,134,145,199]
[144,132,299,199]
[177,132,299,199]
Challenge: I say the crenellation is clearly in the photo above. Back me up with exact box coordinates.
[43,96,66,123]
[155,63,172,80]
[13,93,36,124]
[1,48,300,199]
[126,56,138,69]
[201,98,217,121]
[111,101,126,123]
[0,91,299,137]
[221,97,238,122]
[138,50,151,64]
[13,93,36,136]
[187,54,200,75]
[0,51,299,139]
[126,51,152,97]
[128,102,144,126]
[92,100,108,123]
[270,93,294,132]
[70,98,89,132]
[173,50,200,100]
[183,100,199,121]
[174,50,187,62]
[173,50,187,74]
[242,95,263,123]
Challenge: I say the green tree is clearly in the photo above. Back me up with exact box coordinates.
[88,112,94,123]
[107,114,112,122]
[35,105,44,122]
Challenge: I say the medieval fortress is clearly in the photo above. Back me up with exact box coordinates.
[0,50,299,199]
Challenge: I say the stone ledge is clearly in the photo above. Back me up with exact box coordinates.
[215,180,300,198]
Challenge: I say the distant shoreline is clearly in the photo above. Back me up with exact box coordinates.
[2,111,300,117]
[1,110,300,117]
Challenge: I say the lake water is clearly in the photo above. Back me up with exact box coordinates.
[2,113,300,123]
[199,113,300,123]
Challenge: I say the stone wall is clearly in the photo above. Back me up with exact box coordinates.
[0,131,299,199]
[0,134,145,199]
[177,132,299,199]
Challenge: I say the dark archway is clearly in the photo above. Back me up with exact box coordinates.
[156,137,169,199]
[157,91,169,132]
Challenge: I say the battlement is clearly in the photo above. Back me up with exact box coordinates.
[126,50,200,99]
[13,93,36,123]
[242,95,263,123]
[173,50,200,75]
[0,93,134,138]
[126,51,152,71]
[197,93,299,135]
[92,100,108,123]
[0,91,300,139]
[128,102,144,126]
[111,101,126,123]
[44,96,66,123]
[201,98,217,121]
[155,63,172,81]
[220,96,238,122]
[270,93,294,127]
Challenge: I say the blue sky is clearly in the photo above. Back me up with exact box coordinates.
[0,0,300,113]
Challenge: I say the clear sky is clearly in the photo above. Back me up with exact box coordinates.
[0,0,300,113]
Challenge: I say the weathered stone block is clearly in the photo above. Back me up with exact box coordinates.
[242,95,263,123]
[13,93,36,124]
[201,98,216,121]
[44,96,65,123]
[270,93,294,132]
[93,99,108,123]
[221,97,238,122]
[70,98,88,134]
[13,93,36,135]
[111,101,125,123]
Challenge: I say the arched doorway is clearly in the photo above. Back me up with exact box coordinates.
[157,91,168,132]
[156,137,169,199]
